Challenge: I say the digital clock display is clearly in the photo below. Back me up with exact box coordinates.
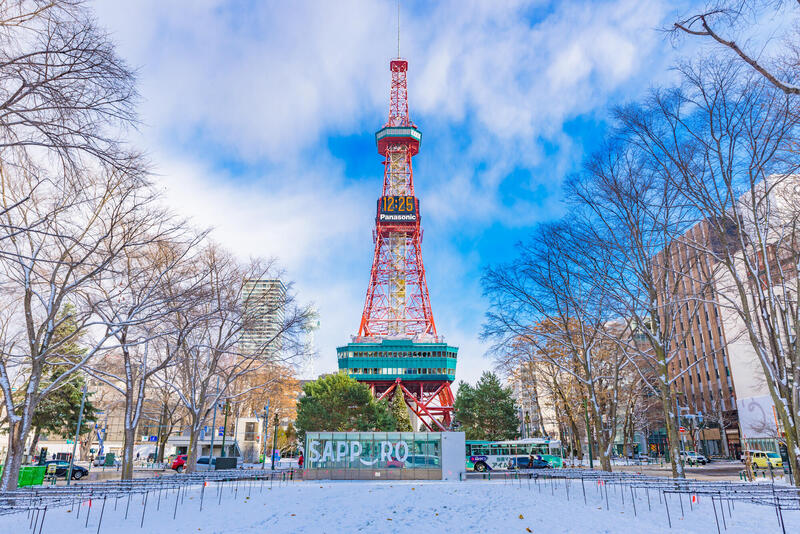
[377,195,418,224]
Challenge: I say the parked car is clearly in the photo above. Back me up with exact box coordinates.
[171,454,187,472]
[511,457,551,470]
[43,460,89,480]
[196,456,242,471]
[679,451,708,465]
[404,455,440,468]
[748,450,783,469]
[631,453,650,465]
[386,456,405,468]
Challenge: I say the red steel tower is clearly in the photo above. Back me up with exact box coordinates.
[337,58,458,431]
[359,58,433,338]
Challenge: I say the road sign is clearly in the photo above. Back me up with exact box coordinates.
[219,426,224,437]
[148,435,158,442]
[679,426,687,433]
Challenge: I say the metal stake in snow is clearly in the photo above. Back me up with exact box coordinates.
[66,385,88,486]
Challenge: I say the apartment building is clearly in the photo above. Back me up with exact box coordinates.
[241,278,286,356]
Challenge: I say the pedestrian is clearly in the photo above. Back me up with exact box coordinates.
[298,453,304,469]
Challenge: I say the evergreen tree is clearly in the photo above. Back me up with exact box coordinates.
[390,390,413,431]
[295,373,395,440]
[27,304,97,456]
[454,371,519,440]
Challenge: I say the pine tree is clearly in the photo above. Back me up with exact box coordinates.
[295,373,396,440]
[28,304,97,456]
[454,371,519,440]
[390,390,413,431]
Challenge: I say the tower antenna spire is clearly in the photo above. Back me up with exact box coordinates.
[397,0,400,58]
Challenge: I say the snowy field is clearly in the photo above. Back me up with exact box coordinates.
[2,478,797,533]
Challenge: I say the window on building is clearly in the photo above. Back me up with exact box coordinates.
[244,422,257,442]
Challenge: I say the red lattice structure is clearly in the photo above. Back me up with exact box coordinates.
[358,59,435,339]
[343,58,455,431]
[375,379,456,431]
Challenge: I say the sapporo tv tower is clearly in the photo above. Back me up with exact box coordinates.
[336,57,458,431]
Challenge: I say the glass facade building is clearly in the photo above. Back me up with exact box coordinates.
[304,431,443,480]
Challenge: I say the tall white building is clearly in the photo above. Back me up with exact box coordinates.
[241,279,286,356]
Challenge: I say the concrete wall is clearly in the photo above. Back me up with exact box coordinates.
[441,432,465,481]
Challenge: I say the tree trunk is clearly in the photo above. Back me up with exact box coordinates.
[587,399,612,472]
[121,426,136,480]
[715,403,730,457]
[660,382,684,479]
[781,420,800,486]
[186,423,201,473]
[27,427,41,458]
[157,422,173,463]
[156,402,168,462]
[1,421,27,491]
[569,418,583,461]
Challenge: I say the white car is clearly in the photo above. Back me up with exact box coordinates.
[195,456,242,471]
[679,451,708,465]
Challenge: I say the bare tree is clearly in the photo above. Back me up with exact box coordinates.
[162,246,313,473]
[150,368,186,464]
[672,1,800,95]
[484,221,628,471]
[619,59,800,483]
[0,1,139,173]
[84,228,206,479]
[0,0,145,490]
[0,162,154,490]
[565,136,712,478]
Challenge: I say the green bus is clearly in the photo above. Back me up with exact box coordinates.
[466,438,563,471]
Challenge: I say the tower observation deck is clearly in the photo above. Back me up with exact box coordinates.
[336,59,458,431]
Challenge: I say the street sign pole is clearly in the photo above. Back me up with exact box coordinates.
[66,385,88,486]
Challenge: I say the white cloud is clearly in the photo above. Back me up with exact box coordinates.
[92,0,679,385]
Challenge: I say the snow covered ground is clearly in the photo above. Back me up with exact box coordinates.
[2,478,797,533]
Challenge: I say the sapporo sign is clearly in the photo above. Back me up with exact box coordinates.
[308,438,409,466]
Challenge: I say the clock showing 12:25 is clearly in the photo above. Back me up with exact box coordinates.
[377,195,418,223]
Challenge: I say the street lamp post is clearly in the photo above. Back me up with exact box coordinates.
[271,411,279,471]
[208,379,220,466]
[66,386,88,486]
[220,400,230,457]
[261,400,270,469]
[583,398,593,469]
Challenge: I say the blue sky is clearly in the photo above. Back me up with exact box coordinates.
[92,0,698,385]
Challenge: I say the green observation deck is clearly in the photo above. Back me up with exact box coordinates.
[337,339,457,382]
